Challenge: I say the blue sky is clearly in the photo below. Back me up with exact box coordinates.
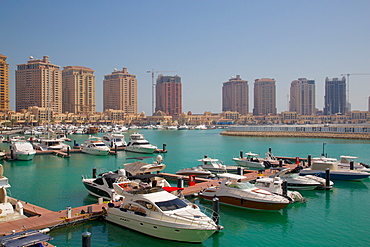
[1,0,370,114]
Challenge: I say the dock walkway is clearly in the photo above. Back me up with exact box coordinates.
[0,199,120,236]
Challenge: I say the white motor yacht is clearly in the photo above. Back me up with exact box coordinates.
[0,165,26,222]
[195,125,207,130]
[125,133,157,154]
[81,136,110,156]
[10,140,36,161]
[105,180,221,243]
[102,133,126,148]
[200,179,290,210]
[33,138,70,151]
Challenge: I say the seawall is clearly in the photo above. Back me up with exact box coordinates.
[221,130,370,140]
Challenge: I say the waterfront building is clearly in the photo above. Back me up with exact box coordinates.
[253,78,277,116]
[103,67,137,114]
[289,78,315,115]
[324,77,346,115]
[0,54,10,111]
[155,74,182,116]
[16,56,62,113]
[222,75,249,115]
[62,66,96,114]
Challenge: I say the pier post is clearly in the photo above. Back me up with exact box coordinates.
[92,168,97,178]
[82,231,91,247]
[67,146,70,156]
[350,161,354,170]
[307,155,311,167]
[212,196,220,226]
[162,143,166,151]
[114,144,117,154]
[279,160,283,167]
[237,167,244,175]
[325,168,330,187]
[282,181,288,197]
[240,151,243,158]
[66,206,72,218]
[74,140,76,147]
[269,147,272,153]
[177,177,184,188]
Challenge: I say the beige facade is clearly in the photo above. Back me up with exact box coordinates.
[155,75,182,116]
[16,56,62,113]
[253,78,277,115]
[62,66,96,114]
[290,78,315,115]
[222,75,249,115]
[0,54,9,111]
[103,68,137,114]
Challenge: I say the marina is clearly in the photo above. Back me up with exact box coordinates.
[0,128,369,246]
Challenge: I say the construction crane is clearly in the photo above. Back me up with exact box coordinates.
[147,69,177,115]
[340,73,370,109]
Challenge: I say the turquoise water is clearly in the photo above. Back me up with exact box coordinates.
[2,129,370,246]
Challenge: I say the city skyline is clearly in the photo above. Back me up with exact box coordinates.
[1,1,370,114]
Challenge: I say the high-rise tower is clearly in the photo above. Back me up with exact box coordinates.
[289,78,315,115]
[222,75,249,115]
[0,54,9,111]
[16,56,62,112]
[103,67,137,114]
[62,66,96,114]
[253,78,277,116]
[324,77,346,115]
[155,75,182,116]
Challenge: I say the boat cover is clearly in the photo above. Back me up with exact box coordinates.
[0,230,53,247]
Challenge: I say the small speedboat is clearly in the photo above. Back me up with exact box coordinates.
[125,133,157,154]
[81,136,110,156]
[271,168,325,190]
[105,179,221,243]
[82,169,127,201]
[232,151,266,170]
[176,166,213,178]
[253,176,307,203]
[10,140,36,161]
[198,156,239,174]
[200,179,290,210]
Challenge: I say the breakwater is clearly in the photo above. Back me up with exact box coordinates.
[222,125,370,140]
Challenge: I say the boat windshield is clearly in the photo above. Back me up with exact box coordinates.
[95,143,106,147]
[227,182,254,189]
[155,198,188,211]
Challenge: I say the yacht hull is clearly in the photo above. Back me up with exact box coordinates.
[82,181,112,200]
[300,170,370,181]
[15,152,35,161]
[105,208,216,243]
[200,194,288,210]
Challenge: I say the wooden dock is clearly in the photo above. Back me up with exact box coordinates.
[0,198,121,236]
